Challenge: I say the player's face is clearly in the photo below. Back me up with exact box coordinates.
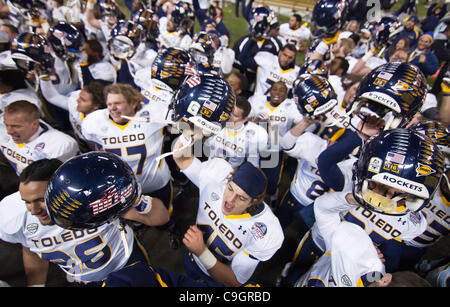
[221,181,253,215]
[342,81,360,108]
[76,89,96,114]
[288,16,299,30]
[20,181,54,226]
[278,48,296,68]
[106,93,137,124]
[228,106,247,126]
[269,82,288,106]
[3,112,39,143]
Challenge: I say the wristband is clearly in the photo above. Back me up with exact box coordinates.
[361,51,374,62]
[198,248,217,270]
[133,195,153,214]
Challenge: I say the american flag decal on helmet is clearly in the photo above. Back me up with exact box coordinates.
[89,183,134,216]
[186,75,201,88]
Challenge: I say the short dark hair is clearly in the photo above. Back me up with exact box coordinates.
[86,39,103,57]
[282,43,297,54]
[235,96,251,118]
[19,159,63,184]
[292,14,302,24]
[333,56,350,75]
[229,71,248,92]
[84,81,106,109]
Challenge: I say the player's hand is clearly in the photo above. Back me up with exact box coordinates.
[182,225,207,257]
[374,244,385,263]
[357,114,385,140]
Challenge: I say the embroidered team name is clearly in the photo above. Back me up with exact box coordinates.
[89,184,133,215]
[215,136,244,153]
[203,202,243,249]
[102,133,146,145]
[1,146,34,165]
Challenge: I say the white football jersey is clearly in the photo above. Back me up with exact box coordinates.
[81,105,170,194]
[0,191,134,283]
[134,69,174,109]
[213,46,235,75]
[182,158,284,283]
[405,188,449,249]
[278,23,311,51]
[206,121,268,168]
[285,132,355,206]
[253,51,300,97]
[295,222,385,287]
[312,191,428,251]
[248,96,303,151]
[0,120,79,175]
[51,57,80,95]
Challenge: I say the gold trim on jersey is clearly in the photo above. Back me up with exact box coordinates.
[109,118,131,130]
[266,101,279,112]
[441,191,449,207]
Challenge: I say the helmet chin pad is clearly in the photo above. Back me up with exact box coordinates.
[361,180,425,215]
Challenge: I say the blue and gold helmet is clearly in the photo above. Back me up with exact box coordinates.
[348,62,427,132]
[150,47,197,92]
[45,152,141,230]
[312,0,348,37]
[170,73,235,135]
[352,128,445,216]
[293,74,338,120]
[297,59,328,77]
[372,16,403,47]
[48,21,84,61]
[410,120,450,164]
[248,6,275,39]
[10,32,55,74]
[131,8,159,43]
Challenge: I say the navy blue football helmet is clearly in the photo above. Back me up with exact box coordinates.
[45,151,141,230]
[372,16,403,48]
[150,47,197,92]
[189,31,218,73]
[312,0,348,37]
[298,59,329,77]
[293,74,338,121]
[410,120,450,164]
[10,32,55,74]
[108,20,142,60]
[248,6,276,40]
[131,8,159,43]
[170,73,235,135]
[353,128,445,216]
[48,21,84,61]
[348,62,427,133]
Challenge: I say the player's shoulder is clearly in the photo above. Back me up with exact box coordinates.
[0,191,28,235]
[83,108,109,124]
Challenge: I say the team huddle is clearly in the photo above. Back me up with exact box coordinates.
[0,0,448,288]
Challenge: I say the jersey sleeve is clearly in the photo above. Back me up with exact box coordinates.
[330,222,385,287]
[0,192,27,245]
[182,158,233,191]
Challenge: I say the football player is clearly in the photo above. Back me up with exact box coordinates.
[170,72,283,286]
[1,100,79,175]
[0,153,169,285]
[395,121,449,271]
[248,81,303,207]
[206,96,268,168]
[275,74,355,230]
[249,43,300,98]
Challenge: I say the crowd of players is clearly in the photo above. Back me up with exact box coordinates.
[0,0,448,288]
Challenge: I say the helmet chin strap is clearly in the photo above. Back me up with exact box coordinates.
[112,219,130,259]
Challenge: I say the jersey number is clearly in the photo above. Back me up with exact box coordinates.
[40,234,112,275]
[105,144,147,175]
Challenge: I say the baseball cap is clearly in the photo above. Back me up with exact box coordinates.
[231,162,267,198]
